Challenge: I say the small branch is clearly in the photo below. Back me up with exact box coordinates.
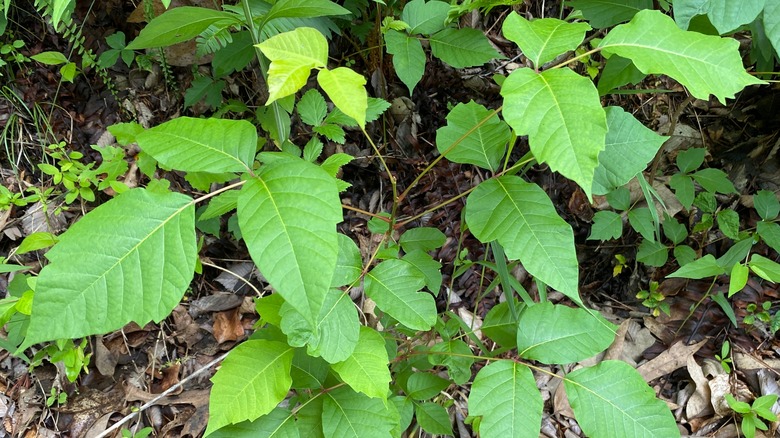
[95,351,230,438]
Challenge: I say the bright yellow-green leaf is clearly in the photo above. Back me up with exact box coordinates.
[317,67,368,128]
[265,59,318,106]
[501,68,607,199]
[599,10,765,103]
[257,28,328,105]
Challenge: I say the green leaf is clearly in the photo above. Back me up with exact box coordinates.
[297,89,328,126]
[16,232,59,254]
[384,29,425,95]
[320,153,353,178]
[107,122,145,146]
[24,189,195,346]
[208,407,298,438]
[592,107,667,195]
[317,67,367,128]
[258,28,328,105]
[482,301,518,348]
[406,372,449,400]
[332,234,362,288]
[429,27,503,68]
[764,2,780,59]
[303,138,324,162]
[466,176,580,303]
[502,13,591,67]
[401,0,449,35]
[565,361,679,438]
[636,239,669,267]
[599,10,765,103]
[501,68,607,199]
[677,148,706,173]
[364,259,436,330]
[757,221,780,253]
[290,347,329,389]
[206,340,294,434]
[589,210,623,241]
[607,186,631,211]
[749,254,780,282]
[30,51,68,65]
[402,250,442,293]
[331,326,390,399]
[628,207,656,241]
[428,339,474,384]
[313,124,346,143]
[469,361,542,437]
[568,0,653,28]
[136,117,255,173]
[668,254,726,279]
[126,7,238,50]
[435,101,510,172]
[676,0,765,34]
[238,156,342,325]
[200,189,239,221]
[662,214,688,245]
[399,227,446,252]
[322,387,397,438]
[691,168,737,194]
[264,0,350,22]
[715,237,753,270]
[669,173,694,209]
[729,262,749,297]
[753,190,780,220]
[307,289,359,363]
[597,55,646,95]
[716,209,740,239]
[415,402,452,436]
[517,302,616,364]
[390,396,414,436]
[674,244,697,266]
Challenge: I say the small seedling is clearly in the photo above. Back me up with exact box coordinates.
[715,341,733,374]
[46,387,67,407]
[725,393,778,438]
[636,281,670,317]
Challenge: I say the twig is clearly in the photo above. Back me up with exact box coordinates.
[95,351,229,438]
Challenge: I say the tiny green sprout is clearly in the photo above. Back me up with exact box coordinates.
[614,254,627,277]
[726,393,778,438]
[744,302,772,327]
[46,387,67,407]
[636,281,670,317]
[715,340,732,374]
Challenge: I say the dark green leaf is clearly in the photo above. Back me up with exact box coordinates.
[636,239,668,267]
[589,210,623,240]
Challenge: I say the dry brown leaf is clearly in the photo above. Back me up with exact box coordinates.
[637,339,706,382]
[213,308,244,344]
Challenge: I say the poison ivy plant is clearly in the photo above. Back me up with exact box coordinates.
[383,0,502,94]
[12,3,772,437]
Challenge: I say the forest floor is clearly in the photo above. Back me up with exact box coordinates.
[2,1,780,437]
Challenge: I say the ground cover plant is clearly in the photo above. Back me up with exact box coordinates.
[2,0,780,436]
